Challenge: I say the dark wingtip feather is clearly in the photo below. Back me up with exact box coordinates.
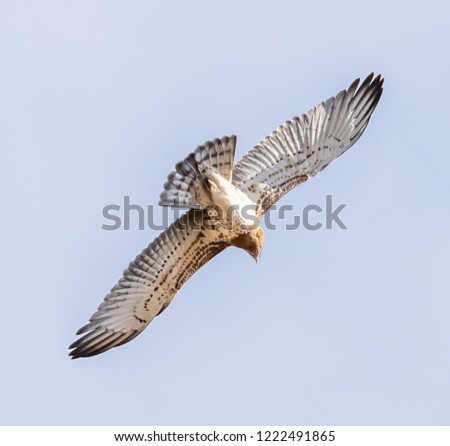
[347,77,361,96]
[69,328,140,359]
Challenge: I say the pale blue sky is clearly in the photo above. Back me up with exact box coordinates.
[1,0,450,425]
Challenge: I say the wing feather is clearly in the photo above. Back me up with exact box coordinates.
[232,73,383,215]
[69,210,229,358]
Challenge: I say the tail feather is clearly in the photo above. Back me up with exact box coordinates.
[159,135,236,209]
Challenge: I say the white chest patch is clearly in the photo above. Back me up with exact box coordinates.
[207,170,258,230]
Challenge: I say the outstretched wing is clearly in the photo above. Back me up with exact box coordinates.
[69,210,229,358]
[232,73,384,215]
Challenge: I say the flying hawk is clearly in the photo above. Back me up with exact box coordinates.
[69,73,383,358]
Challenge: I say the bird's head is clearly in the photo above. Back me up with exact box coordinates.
[231,227,265,262]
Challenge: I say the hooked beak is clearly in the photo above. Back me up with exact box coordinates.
[251,247,262,263]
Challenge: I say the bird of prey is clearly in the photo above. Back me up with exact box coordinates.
[69,73,383,358]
